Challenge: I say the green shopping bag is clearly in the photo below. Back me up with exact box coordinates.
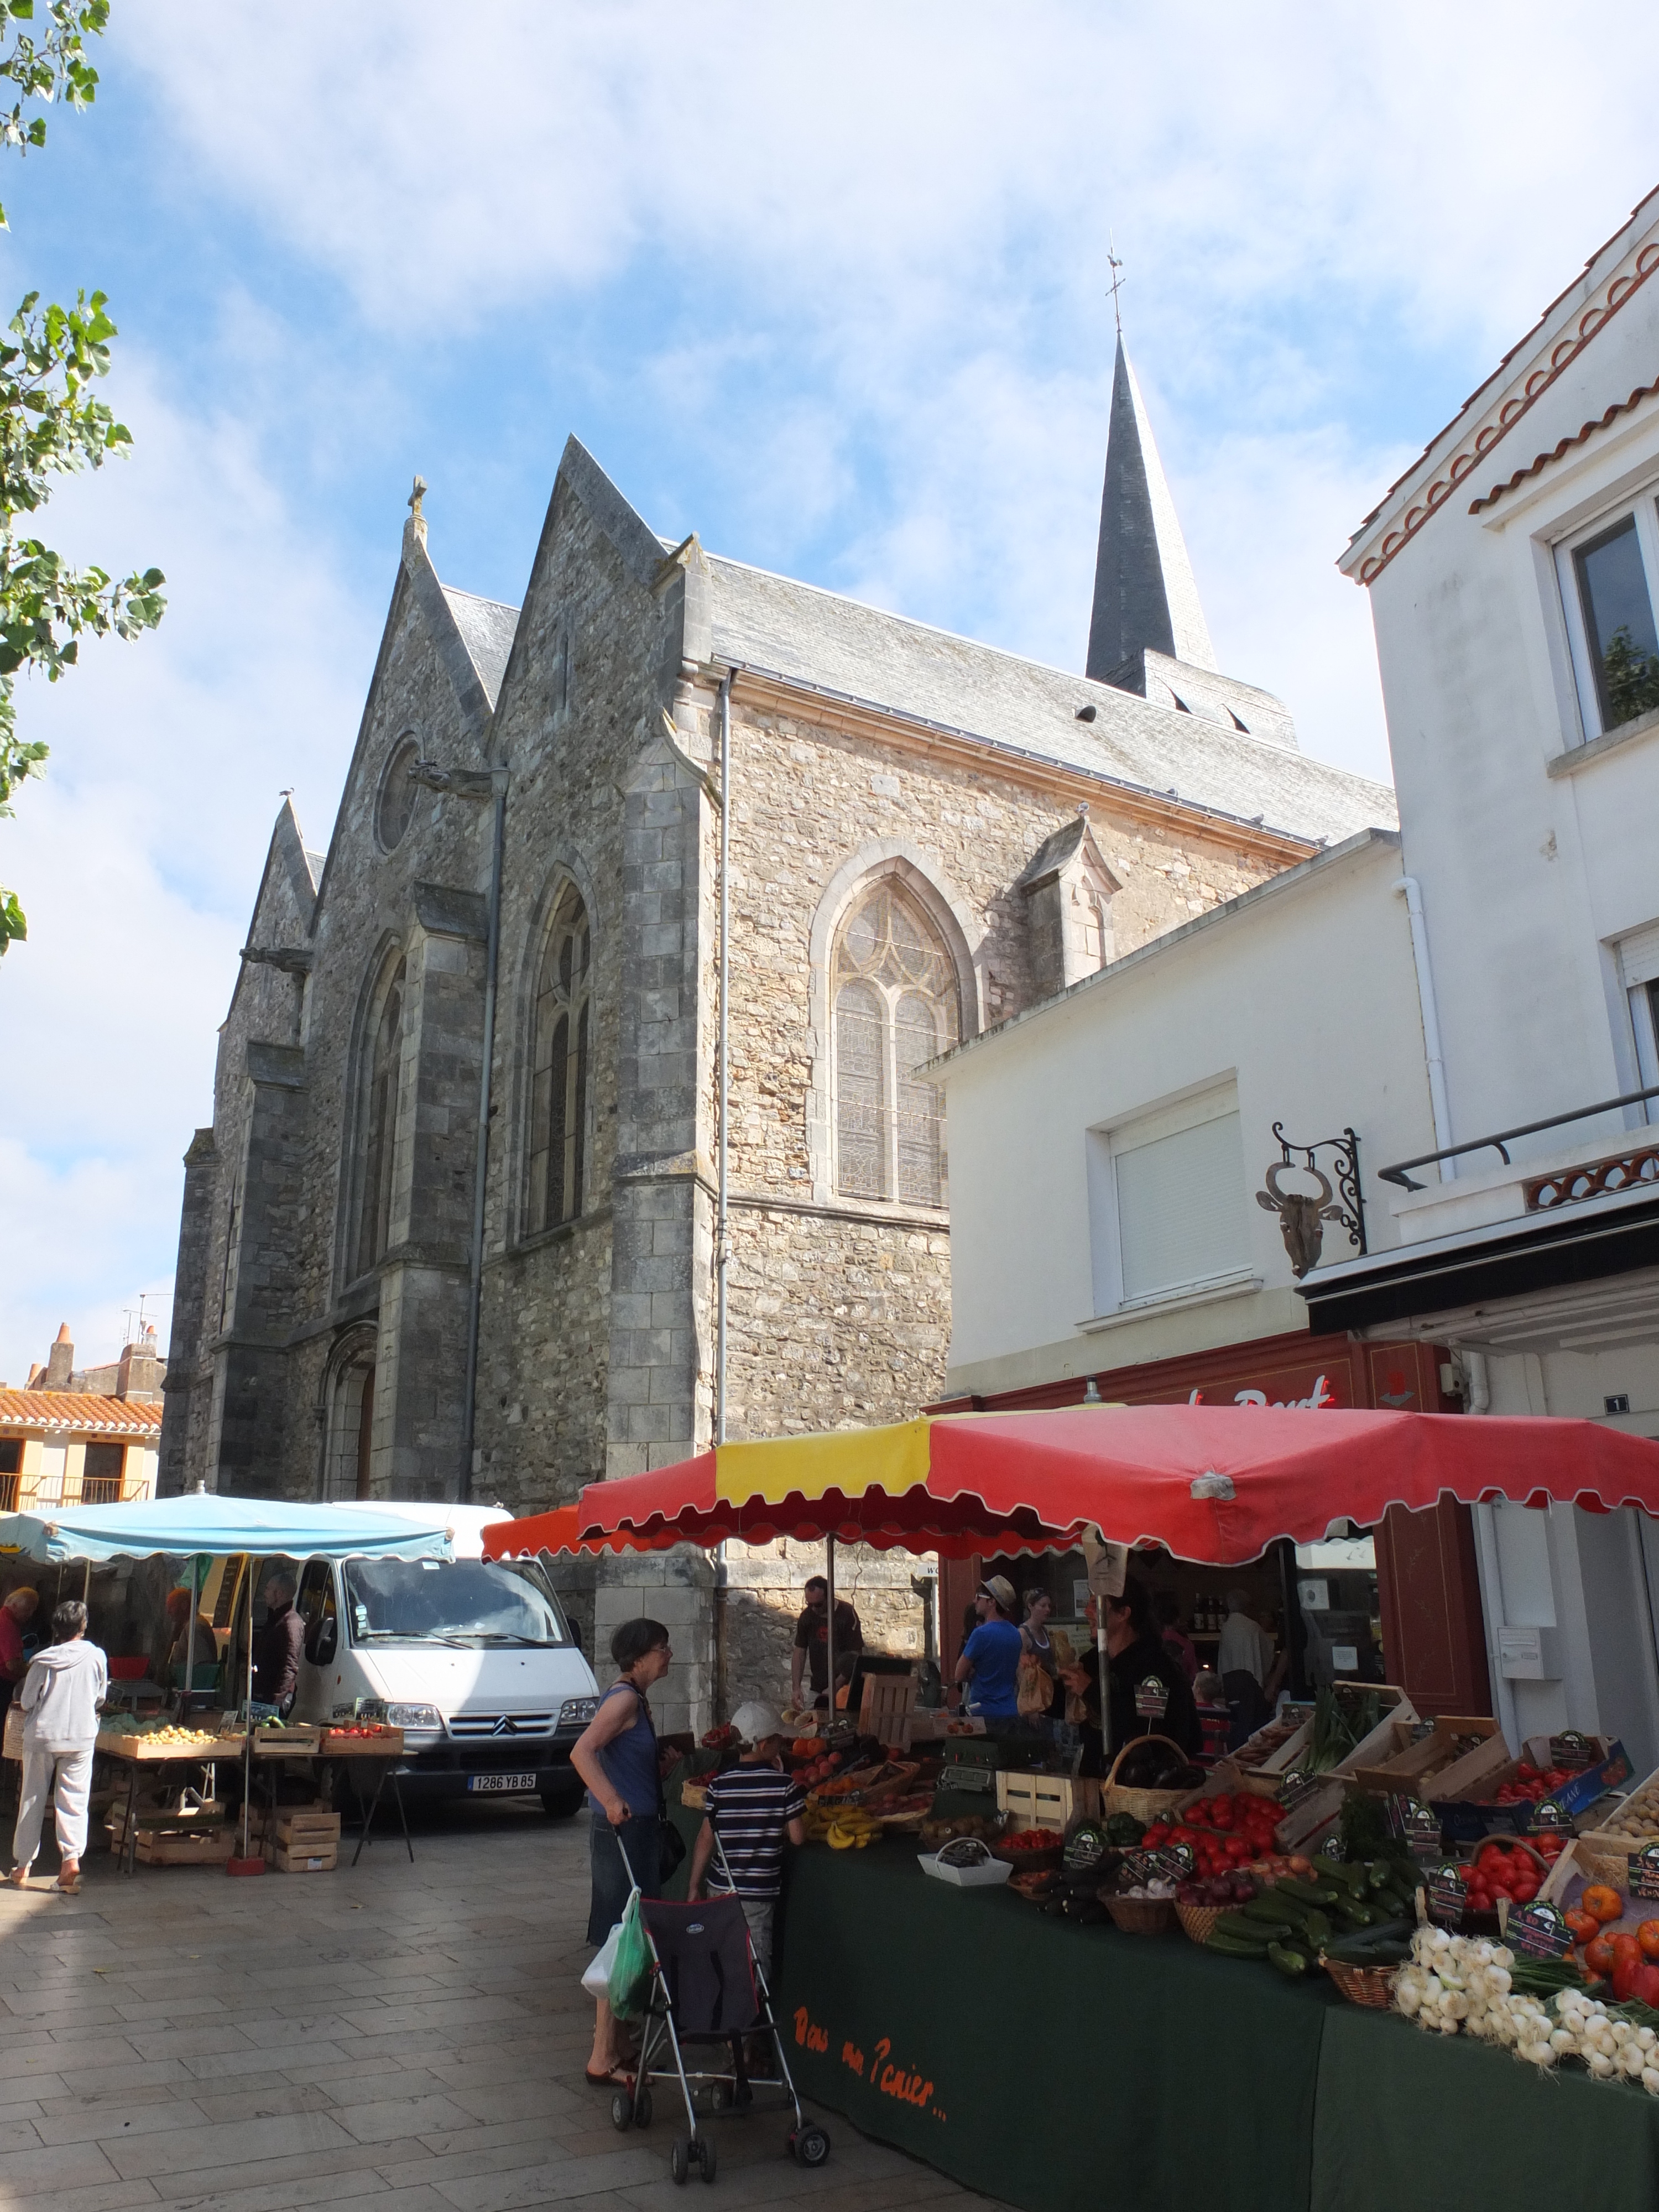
[607,1889,652,2020]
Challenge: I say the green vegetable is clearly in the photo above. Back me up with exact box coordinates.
[1332,1897,1380,1929]
[1215,1910,1292,1943]
[1243,1893,1306,1926]
[1204,1931,1272,1959]
[1267,1941,1309,1977]
[1318,1860,1369,1894]
[1275,1877,1342,1909]
[1103,1813,1145,1848]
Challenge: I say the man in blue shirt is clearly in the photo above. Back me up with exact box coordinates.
[953,1576,1023,1720]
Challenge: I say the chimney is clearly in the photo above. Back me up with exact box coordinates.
[116,1328,161,1402]
[44,1324,73,1391]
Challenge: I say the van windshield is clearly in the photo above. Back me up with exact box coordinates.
[342,1558,568,1647]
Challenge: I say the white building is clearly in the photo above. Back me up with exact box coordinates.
[1297,185,1659,1767]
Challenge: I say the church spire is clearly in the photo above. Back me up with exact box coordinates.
[1085,336,1217,687]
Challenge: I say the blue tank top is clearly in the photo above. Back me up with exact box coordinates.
[593,1680,659,1815]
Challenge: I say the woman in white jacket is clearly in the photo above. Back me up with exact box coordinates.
[6,1599,106,1895]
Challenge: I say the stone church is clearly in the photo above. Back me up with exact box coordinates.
[159,339,1392,1723]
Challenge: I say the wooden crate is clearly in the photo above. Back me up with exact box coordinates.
[319,1726,404,1758]
[273,1839,338,1874]
[253,1724,322,1757]
[1258,1688,1417,1779]
[275,1811,341,1848]
[1350,1717,1506,1797]
[133,1827,234,1866]
[97,1732,247,1762]
[995,1771,1099,1833]
[858,1672,918,1752]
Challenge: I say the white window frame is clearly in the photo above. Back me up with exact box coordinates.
[1086,1081,1250,1317]
[1554,489,1659,742]
[1618,922,1659,1124]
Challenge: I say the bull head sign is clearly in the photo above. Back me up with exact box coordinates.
[1256,1125,1366,1279]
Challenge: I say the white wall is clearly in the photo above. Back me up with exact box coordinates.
[940,831,1433,1395]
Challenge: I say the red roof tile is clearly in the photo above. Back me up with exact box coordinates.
[0,1391,163,1436]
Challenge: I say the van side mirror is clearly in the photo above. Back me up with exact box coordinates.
[306,1616,337,1667]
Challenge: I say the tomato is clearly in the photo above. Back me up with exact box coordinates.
[1639,1920,1659,1961]
[1583,1884,1624,1923]
[1510,1878,1538,1903]
[1566,1908,1601,1944]
[1585,1934,1618,1978]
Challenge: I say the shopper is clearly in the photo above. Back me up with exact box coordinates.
[1018,1588,1058,1724]
[0,1587,39,1718]
[251,1570,304,1710]
[1059,1578,1201,1772]
[571,1616,674,2089]
[1155,1590,1199,1684]
[789,1576,862,1713]
[953,1575,1024,1722]
[164,1588,218,1691]
[6,1599,106,1894]
[1218,1588,1274,1742]
[686,1700,806,1980]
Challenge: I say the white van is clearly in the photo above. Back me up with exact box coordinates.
[286,1503,600,1815]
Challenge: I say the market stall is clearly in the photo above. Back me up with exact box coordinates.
[529,1405,1659,2208]
[0,1492,450,1875]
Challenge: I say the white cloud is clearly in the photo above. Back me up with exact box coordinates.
[0,364,375,1383]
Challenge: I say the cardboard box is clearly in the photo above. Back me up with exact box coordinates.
[274,1840,338,1874]
[1433,1735,1631,1841]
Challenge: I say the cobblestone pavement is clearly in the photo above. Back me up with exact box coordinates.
[0,1799,1007,2212]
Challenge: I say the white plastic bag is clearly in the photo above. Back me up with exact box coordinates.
[582,1921,622,1999]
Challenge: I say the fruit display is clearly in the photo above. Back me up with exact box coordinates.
[1233,1708,1311,1771]
[822,1808,880,1851]
[1386,1926,1659,2088]
[1490,1759,1580,1807]
[1185,1789,1284,1855]
[1458,1837,1561,1918]
[1203,1857,1420,1974]
[920,1811,997,1850]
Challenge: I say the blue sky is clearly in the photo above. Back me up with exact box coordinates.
[4,1,1659,1384]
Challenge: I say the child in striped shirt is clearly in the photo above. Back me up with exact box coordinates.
[686,1701,806,1978]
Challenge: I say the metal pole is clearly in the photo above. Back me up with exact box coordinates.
[825,1535,836,1725]
[714,670,733,1447]
[460,769,509,1503]
[182,1556,198,1702]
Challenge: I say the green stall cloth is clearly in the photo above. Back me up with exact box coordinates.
[773,1844,1335,2212]
[1310,1999,1659,2212]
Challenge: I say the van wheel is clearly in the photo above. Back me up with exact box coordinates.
[541,1787,582,1819]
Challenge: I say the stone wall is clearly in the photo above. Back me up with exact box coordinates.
[719,1538,935,1715]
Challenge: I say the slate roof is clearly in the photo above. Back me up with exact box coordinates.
[704,555,1396,848]
[442,587,519,708]
[0,1391,164,1434]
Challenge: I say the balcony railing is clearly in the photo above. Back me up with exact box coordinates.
[1378,1081,1659,1191]
[79,1477,123,1505]
[0,1474,15,1513]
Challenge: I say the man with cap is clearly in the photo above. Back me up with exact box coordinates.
[687,1701,807,1980]
[952,1576,1024,1725]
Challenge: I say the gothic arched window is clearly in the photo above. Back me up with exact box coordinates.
[353,954,405,1279]
[832,879,959,1206]
[529,885,592,1229]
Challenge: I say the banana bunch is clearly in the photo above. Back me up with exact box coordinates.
[825,1808,880,1851]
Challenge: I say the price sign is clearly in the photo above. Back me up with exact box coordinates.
[1426,1863,1467,1929]
[1279,1769,1331,1815]
[1386,1794,1442,1862]
[1134,1675,1170,1720]
[1506,1901,1574,1960]
[1124,1842,1194,1887]
[1064,1825,1108,1874]
[1318,1834,1346,1862]
[1547,1731,1594,1771]
[1529,1798,1573,1838]
[1629,1844,1659,1902]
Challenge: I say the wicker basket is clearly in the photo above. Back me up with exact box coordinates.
[1100,1735,1201,1826]
[1322,1955,1399,2009]
[991,1839,1063,1873]
[1103,1893,1176,1936]
[1175,1900,1229,1946]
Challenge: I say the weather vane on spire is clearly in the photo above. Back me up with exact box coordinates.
[1107,241,1126,336]
[409,474,427,521]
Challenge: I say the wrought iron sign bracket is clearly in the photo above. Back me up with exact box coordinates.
[1255,1124,1366,1279]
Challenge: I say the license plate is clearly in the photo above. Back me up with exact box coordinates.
[468,1772,538,1793]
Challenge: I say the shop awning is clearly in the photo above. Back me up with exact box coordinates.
[0,1490,455,1564]
[480,1503,677,1562]
[552,1404,1659,1566]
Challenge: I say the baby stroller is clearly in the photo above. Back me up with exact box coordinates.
[609,1832,831,2184]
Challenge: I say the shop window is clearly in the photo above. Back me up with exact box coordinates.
[352,952,406,1280]
[79,1442,124,1504]
[1559,503,1659,739]
[1098,1088,1249,1308]
[528,883,591,1230]
[832,879,959,1205]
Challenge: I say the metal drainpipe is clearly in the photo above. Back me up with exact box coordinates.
[460,768,509,1502]
[1392,875,1453,1171]
[715,669,733,1447]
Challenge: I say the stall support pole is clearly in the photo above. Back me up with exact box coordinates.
[241,1557,254,1861]
[1097,1619,1112,1765]
[825,1536,837,1725]
[182,1554,199,1706]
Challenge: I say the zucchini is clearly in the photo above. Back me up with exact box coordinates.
[1268,1941,1310,1977]
[1276,1876,1343,1908]
[1318,1860,1369,1894]
[1215,1910,1293,1943]
[1333,1897,1380,1928]
[1205,1931,1271,1959]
